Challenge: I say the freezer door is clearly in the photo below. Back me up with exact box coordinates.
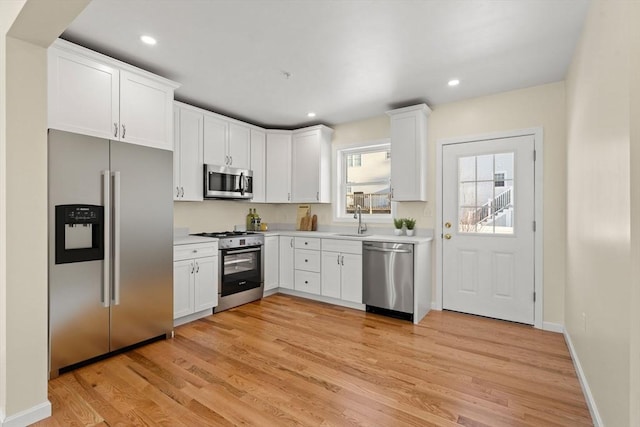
[109,141,173,350]
[48,130,111,374]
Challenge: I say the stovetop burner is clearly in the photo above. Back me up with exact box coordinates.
[193,231,259,238]
[191,231,264,249]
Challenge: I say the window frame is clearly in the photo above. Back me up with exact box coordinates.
[333,139,396,223]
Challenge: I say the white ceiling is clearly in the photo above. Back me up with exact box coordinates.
[61,0,590,129]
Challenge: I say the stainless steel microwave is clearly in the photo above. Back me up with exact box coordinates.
[204,164,253,199]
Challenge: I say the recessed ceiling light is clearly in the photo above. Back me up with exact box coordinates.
[140,35,157,45]
[307,112,316,118]
[448,79,460,87]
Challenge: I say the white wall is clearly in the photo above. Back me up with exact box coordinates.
[565,0,638,424]
[0,1,88,424]
[630,2,640,423]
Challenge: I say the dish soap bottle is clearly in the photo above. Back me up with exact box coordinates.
[246,208,254,231]
[253,209,261,232]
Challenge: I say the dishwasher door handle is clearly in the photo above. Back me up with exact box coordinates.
[363,245,412,254]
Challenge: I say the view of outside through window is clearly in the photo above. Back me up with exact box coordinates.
[458,152,514,234]
[344,147,391,215]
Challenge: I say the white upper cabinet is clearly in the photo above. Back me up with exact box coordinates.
[203,114,251,169]
[48,39,179,151]
[386,104,431,201]
[291,125,333,203]
[119,70,175,149]
[203,114,228,166]
[250,129,266,203]
[48,45,119,140]
[173,102,204,201]
[265,131,292,203]
[228,123,251,170]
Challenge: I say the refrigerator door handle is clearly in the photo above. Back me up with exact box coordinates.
[113,170,121,306]
[102,170,111,308]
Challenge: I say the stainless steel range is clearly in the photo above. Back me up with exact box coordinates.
[192,231,264,312]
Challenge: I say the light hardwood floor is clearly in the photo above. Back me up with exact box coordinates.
[34,294,592,426]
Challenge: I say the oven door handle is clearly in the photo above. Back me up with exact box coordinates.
[225,247,261,255]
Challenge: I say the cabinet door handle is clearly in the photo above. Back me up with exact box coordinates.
[176,186,180,198]
[337,254,340,265]
[341,255,344,266]
[195,261,200,273]
[229,156,233,165]
[121,124,126,139]
[288,193,291,201]
[290,238,293,248]
[114,122,118,138]
[191,262,195,274]
[180,187,184,197]
[316,192,319,201]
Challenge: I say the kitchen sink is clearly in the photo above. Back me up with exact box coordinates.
[334,233,367,237]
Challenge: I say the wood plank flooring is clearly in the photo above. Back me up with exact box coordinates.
[33,294,592,426]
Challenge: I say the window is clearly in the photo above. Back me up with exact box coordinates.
[335,141,393,221]
[458,153,514,234]
[347,154,362,167]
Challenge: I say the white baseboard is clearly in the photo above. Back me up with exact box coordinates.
[173,308,213,327]
[542,321,564,333]
[263,288,279,297]
[564,330,603,426]
[0,401,51,427]
[277,288,366,311]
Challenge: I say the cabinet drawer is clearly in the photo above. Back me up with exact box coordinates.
[294,237,321,250]
[321,239,362,255]
[294,270,321,295]
[174,242,218,261]
[295,249,321,272]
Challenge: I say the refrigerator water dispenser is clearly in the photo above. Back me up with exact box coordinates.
[55,204,104,264]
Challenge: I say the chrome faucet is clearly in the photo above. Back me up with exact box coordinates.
[354,205,367,234]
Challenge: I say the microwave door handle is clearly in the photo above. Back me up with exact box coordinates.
[239,172,245,195]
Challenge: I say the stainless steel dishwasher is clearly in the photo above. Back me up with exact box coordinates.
[363,241,414,321]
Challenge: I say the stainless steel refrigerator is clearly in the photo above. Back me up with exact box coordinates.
[48,129,173,378]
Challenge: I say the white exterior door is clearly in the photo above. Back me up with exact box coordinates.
[442,135,535,324]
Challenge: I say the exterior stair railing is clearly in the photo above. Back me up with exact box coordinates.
[475,187,512,224]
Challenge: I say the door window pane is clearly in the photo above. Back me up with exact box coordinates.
[476,155,494,181]
[457,153,514,234]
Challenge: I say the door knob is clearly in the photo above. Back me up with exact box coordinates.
[444,222,452,229]
[444,234,452,240]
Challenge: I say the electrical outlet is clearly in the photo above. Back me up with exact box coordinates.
[582,312,587,333]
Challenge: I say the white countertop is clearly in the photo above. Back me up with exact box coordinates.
[173,235,218,245]
[260,230,432,244]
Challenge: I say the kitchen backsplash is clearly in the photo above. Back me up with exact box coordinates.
[174,200,434,233]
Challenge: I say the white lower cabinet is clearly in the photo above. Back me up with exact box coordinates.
[293,238,321,295]
[279,236,295,289]
[264,236,279,292]
[321,239,363,304]
[272,235,364,309]
[174,259,196,318]
[173,242,218,320]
